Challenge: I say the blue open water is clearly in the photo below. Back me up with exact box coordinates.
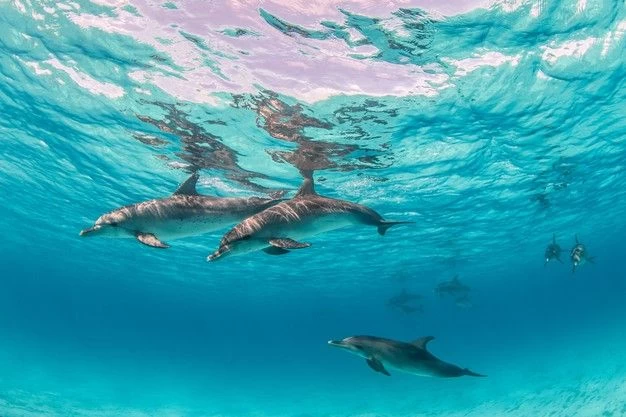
[1,0,625,415]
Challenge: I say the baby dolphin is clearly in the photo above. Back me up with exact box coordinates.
[544,233,563,265]
[328,335,485,378]
[570,235,594,273]
[208,176,411,260]
[80,173,285,248]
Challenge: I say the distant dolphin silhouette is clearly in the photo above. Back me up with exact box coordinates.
[544,233,562,265]
[387,289,424,314]
[570,235,594,273]
[80,173,285,248]
[434,274,470,299]
[208,176,412,260]
[328,335,485,378]
[387,289,422,308]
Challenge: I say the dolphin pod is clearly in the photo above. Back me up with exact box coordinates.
[82,172,490,381]
[81,173,411,254]
[544,234,595,273]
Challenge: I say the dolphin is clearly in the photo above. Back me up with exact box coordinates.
[387,289,424,314]
[544,233,562,265]
[387,289,423,308]
[207,176,412,260]
[80,173,285,248]
[434,274,470,299]
[328,335,485,378]
[570,235,594,273]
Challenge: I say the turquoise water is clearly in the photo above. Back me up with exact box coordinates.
[1,0,626,415]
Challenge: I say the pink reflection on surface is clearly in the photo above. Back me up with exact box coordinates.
[68,0,492,102]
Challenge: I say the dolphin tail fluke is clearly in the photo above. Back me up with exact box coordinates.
[463,368,486,377]
[377,221,413,236]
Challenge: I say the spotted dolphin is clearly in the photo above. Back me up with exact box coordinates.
[207,177,412,260]
[328,335,485,378]
[570,235,594,273]
[544,233,562,266]
[80,173,285,248]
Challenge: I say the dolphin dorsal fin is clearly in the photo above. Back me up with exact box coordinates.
[411,336,435,350]
[295,177,316,198]
[173,172,200,196]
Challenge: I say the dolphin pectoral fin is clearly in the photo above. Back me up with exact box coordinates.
[262,246,290,255]
[366,358,391,376]
[411,336,435,350]
[587,256,596,264]
[135,232,169,249]
[269,238,311,250]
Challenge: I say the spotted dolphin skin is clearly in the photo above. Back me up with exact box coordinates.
[544,233,562,265]
[80,173,285,249]
[328,335,485,378]
[570,235,594,273]
[207,177,412,261]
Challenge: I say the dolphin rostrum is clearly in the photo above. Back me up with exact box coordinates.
[328,335,485,378]
[544,233,562,266]
[207,177,412,260]
[80,173,285,248]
